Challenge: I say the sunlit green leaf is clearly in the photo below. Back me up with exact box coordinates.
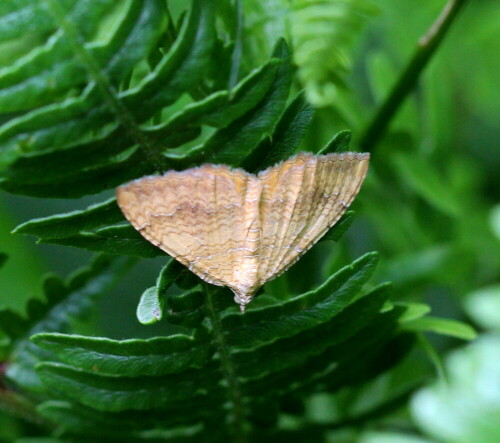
[403,316,476,341]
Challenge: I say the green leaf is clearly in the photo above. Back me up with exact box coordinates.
[31,332,212,377]
[396,302,432,323]
[162,58,286,168]
[191,58,282,129]
[12,198,124,240]
[320,211,355,243]
[245,310,411,397]
[205,39,293,166]
[3,122,198,186]
[37,399,209,437]
[242,91,315,172]
[137,287,162,325]
[137,259,178,324]
[160,57,290,150]
[221,252,380,348]
[0,2,54,41]
[318,130,352,154]
[119,0,215,119]
[403,316,477,341]
[233,283,392,378]
[0,148,151,198]
[320,328,415,394]
[39,225,162,258]
[154,90,229,131]
[36,361,221,412]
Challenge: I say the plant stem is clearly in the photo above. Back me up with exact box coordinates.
[204,284,247,442]
[358,0,469,152]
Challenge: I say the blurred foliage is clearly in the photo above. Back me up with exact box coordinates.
[0,0,498,441]
[411,286,500,443]
[243,0,379,106]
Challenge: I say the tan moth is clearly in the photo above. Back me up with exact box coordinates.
[116,152,369,312]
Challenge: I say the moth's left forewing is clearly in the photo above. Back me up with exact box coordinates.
[116,167,257,289]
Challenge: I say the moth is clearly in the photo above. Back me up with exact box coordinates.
[116,152,369,312]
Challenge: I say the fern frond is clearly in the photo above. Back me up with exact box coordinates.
[28,253,415,440]
[1,255,132,394]
[290,0,378,106]
[243,0,377,106]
